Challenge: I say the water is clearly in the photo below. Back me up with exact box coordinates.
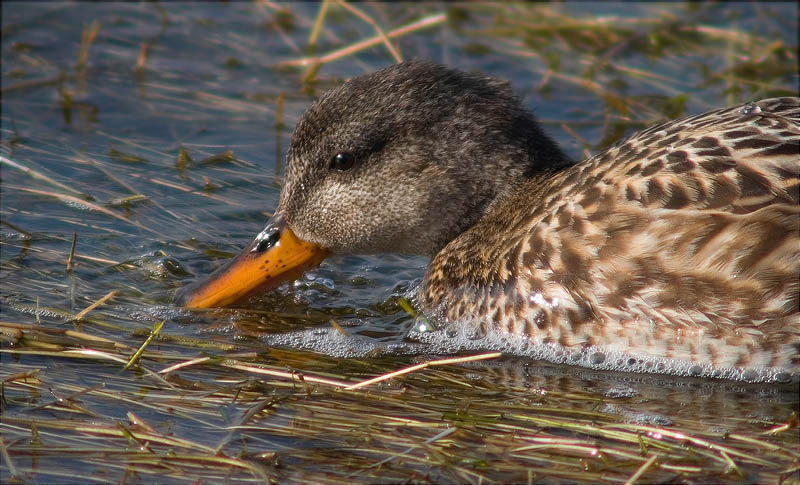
[2,2,798,483]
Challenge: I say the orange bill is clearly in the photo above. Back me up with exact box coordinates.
[174,216,328,308]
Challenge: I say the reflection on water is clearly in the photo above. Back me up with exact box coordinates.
[463,359,799,425]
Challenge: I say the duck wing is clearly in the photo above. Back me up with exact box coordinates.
[425,98,799,372]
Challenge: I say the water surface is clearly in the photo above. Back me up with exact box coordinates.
[2,2,798,483]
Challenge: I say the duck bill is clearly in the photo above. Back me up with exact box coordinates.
[174,215,329,308]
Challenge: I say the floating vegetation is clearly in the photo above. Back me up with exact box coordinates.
[2,2,798,483]
[1,320,799,483]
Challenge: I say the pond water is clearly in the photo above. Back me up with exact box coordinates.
[2,2,798,483]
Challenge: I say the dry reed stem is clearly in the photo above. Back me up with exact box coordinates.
[624,454,658,485]
[136,42,148,70]
[159,356,213,374]
[258,0,290,13]
[0,436,17,479]
[329,318,347,336]
[344,352,502,390]
[308,0,332,47]
[145,176,244,206]
[75,290,117,321]
[5,184,171,239]
[224,361,352,387]
[73,153,189,227]
[77,20,100,70]
[334,0,403,62]
[0,73,75,93]
[281,13,445,68]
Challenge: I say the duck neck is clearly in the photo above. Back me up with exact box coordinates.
[475,113,573,234]
[424,121,571,259]
[520,113,574,176]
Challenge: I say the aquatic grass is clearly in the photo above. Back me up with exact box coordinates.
[2,2,798,483]
[2,317,798,482]
[280,12,447,73]
[451,2,798,148]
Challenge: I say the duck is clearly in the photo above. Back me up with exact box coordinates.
[175,60,800,377]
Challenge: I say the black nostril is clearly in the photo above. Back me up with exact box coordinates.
[252,227,281,253]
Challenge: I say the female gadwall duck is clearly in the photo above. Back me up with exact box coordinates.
[176,60,799,379]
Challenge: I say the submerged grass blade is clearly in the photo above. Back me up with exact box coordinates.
[1,155,84,195]
[124,320,165,370]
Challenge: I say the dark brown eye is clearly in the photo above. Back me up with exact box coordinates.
[329,152,356,171]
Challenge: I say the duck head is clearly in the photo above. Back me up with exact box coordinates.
[175,60,568,308]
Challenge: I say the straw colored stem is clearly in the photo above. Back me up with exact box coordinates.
[75,290,117,321]
[309,0,332,47]
[624,454,657,485]
[282,13,445,68]
[334,0,402,62]
[345,352,502,390]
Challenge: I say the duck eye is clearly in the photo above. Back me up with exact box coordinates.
[329,152,356,171]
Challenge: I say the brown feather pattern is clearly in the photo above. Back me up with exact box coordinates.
[423,98,800,372]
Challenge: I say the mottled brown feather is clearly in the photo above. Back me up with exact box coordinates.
[423,98,800,371]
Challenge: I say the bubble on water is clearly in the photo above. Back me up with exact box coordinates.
[1,231,30,242]
[64,199,94,211]
[316,277,335,289]
[413,316,437,333]
[265,327,384,359]
[738,102,762,115]
[775,372,792,383]
[248,295,797,384]
[468,324,487,341]
[741,369,759,381]
[604,385,638,399]
[402,314,798,383]
[8,304,67,319]
[603,404,672,426]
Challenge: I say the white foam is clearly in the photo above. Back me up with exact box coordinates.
[254,316,797,384]
[406,317,796,384]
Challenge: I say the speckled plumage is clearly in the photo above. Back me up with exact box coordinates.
[422,96,800,371]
